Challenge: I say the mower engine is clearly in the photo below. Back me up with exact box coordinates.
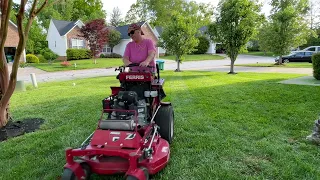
[107,90,149,127]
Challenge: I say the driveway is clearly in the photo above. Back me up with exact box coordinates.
[8,54,313,83]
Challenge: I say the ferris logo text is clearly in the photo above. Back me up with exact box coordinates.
[126,75,144,80]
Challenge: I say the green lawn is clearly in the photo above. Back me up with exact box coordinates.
[30,58,123,72]
[242,51,276,57]
[161,54,225,61]
[1,71,320,179]
[235,62,313,68]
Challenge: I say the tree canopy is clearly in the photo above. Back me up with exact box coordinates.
[258,0,317,64]
[124,0,213,27]
[158,12,200,72]
[207,0,262,73]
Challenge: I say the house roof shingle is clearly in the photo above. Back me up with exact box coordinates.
[115,21,145,39]
[52,19,78,36]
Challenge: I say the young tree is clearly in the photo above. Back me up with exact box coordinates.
[207,0,262,74]
[80,19,109,64]
[158,12,199,72]
[0,0,51,128]
[107,29,121,53]
[110,7,122,27]
[258,0,317,64]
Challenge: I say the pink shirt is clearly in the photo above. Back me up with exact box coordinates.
[124,38,156,72]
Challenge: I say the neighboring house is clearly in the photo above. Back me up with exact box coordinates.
[3,19,26,63]
[153,26,219,55]
[102,21,161,57]
[46,19,86,60]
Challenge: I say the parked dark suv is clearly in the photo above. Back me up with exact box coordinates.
[275,51,314,63]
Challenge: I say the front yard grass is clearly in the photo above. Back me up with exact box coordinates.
[161,54,225,61]
[1,71,320,179]
[30,58,123,72]
[235,62,313,68]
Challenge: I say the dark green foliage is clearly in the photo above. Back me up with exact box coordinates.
[312,53,320,80]
[26,54,39,63]
[104,53,122,58]
[36,54,47,63]
[66,49,92,60]
[193,36,210,54]
[247,40,260,51]
[40,48,58,61]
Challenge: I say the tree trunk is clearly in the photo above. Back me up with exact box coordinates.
[0,0,49,128]
[276,55,283,65]
[0,0,12,127]
[229,59,236,74]
[0,52,9,127]
[175,55,181,72]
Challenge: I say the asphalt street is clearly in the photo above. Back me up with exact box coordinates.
[7,54,312,84]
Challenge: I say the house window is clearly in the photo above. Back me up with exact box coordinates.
[71,39,84,49]
[102,45,111,53]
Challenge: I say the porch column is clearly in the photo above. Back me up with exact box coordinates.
[22,49,26,62]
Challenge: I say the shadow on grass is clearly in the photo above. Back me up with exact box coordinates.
[1,73,320,179]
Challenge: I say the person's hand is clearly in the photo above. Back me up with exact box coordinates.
[139,60,150,67]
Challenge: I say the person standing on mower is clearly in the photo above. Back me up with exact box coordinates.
[122,23,157,73]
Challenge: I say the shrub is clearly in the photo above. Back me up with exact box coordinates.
[104,53,122,58]
[312,53,320,80]
[193,36,210,54]
[40,48,58,61]
[60,61,71,67]
[66,49,92,60]
[37,54,47,63]
[26,54,39,63]
[100,54,105,58]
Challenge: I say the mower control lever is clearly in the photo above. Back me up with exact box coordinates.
[126,63,154,68]
[145,125,159,159]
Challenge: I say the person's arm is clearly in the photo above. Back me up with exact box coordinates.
[140,39,156,67]
[123,56,131,66]
[123,44,131,66]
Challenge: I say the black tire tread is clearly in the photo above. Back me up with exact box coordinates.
[154,105,174,144]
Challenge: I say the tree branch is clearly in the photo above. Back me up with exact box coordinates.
[35,0,49,15]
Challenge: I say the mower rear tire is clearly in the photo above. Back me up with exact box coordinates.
[126,167,149,180]
[155,105,174,144]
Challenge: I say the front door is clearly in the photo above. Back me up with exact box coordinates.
[4,47,16,63]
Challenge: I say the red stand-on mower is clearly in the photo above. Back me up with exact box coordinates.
[61,63,174,180]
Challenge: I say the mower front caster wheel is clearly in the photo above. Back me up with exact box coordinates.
[61,163,91,180]
[126,167,149,180]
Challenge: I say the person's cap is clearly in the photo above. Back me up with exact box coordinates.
[128,23,144,35]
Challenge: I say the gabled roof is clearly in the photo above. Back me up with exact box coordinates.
[155,26,163,36]
[115,21,145,39]
[52,19,82,36]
